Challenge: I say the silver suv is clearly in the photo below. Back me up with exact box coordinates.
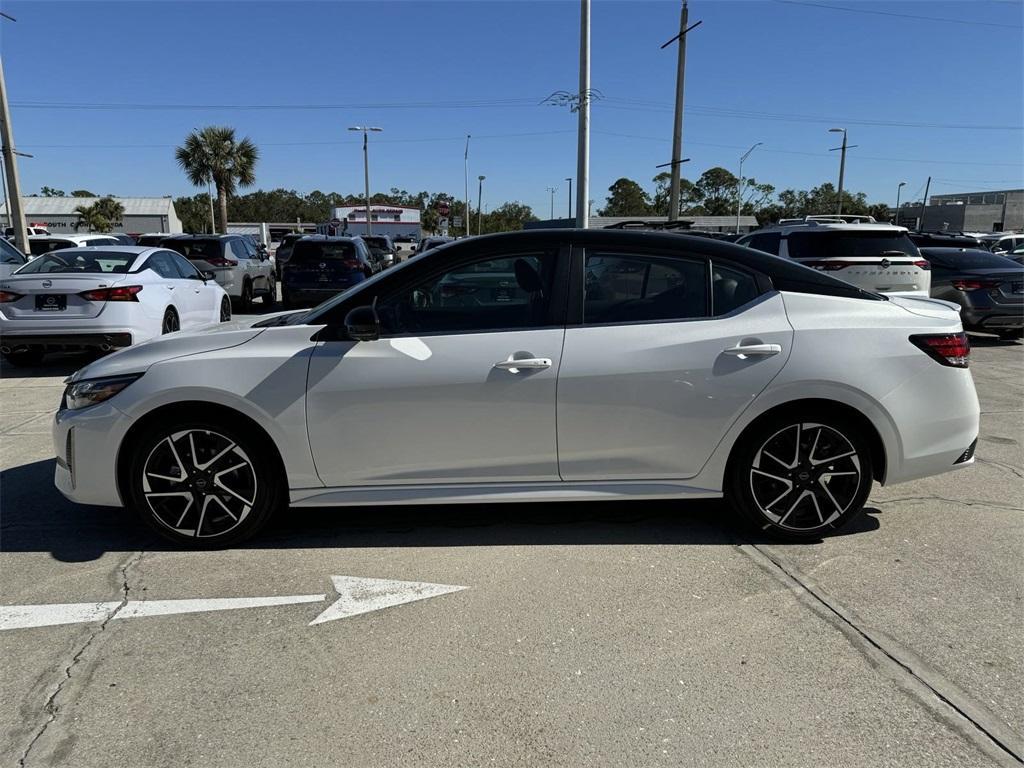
[161,234,275,310]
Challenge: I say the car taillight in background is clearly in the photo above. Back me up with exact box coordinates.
[79,285,143,302]
[910,332,970,368]
[0,291,23,303]
[202,256,238,267]
[802,261,849,271]
[950,279,1001,291]
[912,260,931,270]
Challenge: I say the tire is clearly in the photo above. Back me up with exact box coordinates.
[124,418,285,547]
[262,275,277,307]
[998,329,1023,341]
[219,296,232,322]
[235,279,253,312]
[161,307,180,334]
[2,348,45,367]
[281,291,292,310]
[726,413,874,540]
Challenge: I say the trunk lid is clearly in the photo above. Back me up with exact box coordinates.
[887,294,962,321]
[0,274,129,320]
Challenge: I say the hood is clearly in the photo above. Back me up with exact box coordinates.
[887,295,962,320]
[68,324,266,382]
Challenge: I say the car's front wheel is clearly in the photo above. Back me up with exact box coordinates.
[726,414,873,540]
[124,419,285,547]
[219,296,232,322]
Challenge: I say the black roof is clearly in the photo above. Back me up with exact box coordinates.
[431,229,883,301]
[163,233,240,240]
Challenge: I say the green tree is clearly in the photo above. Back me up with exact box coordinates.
[73,203,109,233]
[651,172,700,217]
[92,197,125,229]
[693,167,739,216]
[40,186,65,197]
[71,189,96,197]
[175,126,259,233]
[175,194,214,234]
[598,178,653,217]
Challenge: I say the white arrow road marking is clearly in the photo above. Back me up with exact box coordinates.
[0,576,469,631]
[309,576,469,626]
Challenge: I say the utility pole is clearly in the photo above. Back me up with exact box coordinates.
[207,177,215,234]
[348,126,382,236]
[546,186,557,220]
[828,127,854,216]
[576,0,590,228]
[565,177,573,220]
[662,1,701,222]
[477,175,485,235]
[0,53,28,253]
[919,176,931,232]
[894,181,906,226]
[464,135,471,238]
[735,142,762,233]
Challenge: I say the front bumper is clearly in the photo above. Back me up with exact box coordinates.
[53,401,131,507]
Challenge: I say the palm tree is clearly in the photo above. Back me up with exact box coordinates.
[73,203,110,233]
[93,196,125,228]
[175,126,258,233]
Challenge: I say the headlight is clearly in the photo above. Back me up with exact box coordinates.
[62,374,142,411]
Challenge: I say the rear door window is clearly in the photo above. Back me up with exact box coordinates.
[145,251,181,279]
[583,252,707,324]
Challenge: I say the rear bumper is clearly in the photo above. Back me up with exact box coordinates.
[282,287,349,304]
[1,330,134,352]
[961,308,1024,330]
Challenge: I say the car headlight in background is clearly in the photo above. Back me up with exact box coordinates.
[61,374,143,411]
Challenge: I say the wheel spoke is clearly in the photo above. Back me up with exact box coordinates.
[791,423,802,467]
[146,471,185,484]
[165,436,187,478]
[778,490,810,526]
[761,449,794,470]
[174,496,194,528]
[195,441,238,471]
[751,468,790,484]
[214,463,256,507]
[810,449,856,467]
[808,426,822,465]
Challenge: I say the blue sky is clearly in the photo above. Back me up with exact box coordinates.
[2,0,1022,218]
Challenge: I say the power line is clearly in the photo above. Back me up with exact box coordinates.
[770,0,1023,30]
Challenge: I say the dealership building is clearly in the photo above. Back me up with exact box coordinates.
[893,188,1023,233]
[326,205,422,238]
[0,196,182,235]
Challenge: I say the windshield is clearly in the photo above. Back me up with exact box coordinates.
[163,239,223,260]
[0,238,26,265]
[361,237,389,251]
[16,249,136,274]
[924,249,1022,270]
[787,231,919,259]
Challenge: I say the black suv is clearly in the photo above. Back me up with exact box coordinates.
[281,236,373,308]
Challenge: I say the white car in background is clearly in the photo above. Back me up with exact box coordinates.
[0,246,230,366]
[739,219,931,296]
[50,230,978,548]
[0,237,27,279]
[27,234,122,259]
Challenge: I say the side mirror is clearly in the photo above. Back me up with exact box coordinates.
[344,305,380,342]
[202,270,216,281]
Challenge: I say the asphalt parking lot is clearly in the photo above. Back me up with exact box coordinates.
[1,332,1021,768]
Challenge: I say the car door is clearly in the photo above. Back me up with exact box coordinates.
[556,246,793,481]
[170,251,218,325]
[304,245,568,487]
[144,250,199,324]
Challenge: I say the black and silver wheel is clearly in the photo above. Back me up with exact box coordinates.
[161,307,180,334]
[219,296,232,322]
[727,417,873,539]
[126,421,283,546]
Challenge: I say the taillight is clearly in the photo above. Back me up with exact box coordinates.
[910,332,970,368]
[913,260,931,270]
[204,256,238,267]
[951,279,1000,291]
[80,285,143,302]
[341,259,361,270]
[0,291,23,303]
[802,261,849,271]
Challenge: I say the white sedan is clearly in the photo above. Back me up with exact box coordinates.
[0,246,231,366]
[51,230,979,546]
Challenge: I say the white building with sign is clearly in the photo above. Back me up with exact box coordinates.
[0,196,182,235]
[328,205,421,239]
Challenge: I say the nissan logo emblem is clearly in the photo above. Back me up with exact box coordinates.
[42,279,52,288]
[319,262,326,269]
[879,259,891,269]
[45,297,56,306]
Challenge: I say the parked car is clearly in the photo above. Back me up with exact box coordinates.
[0,237,27,279]
[27,234,122,258]
[5,226,50,237]
[135,233,171,247]
[980,233,1024,254]
[922,247,1023,340]
[909,231,983,249]
[0,246,230,366]
[1006,245,1024,265]
[417,236,454,254]
[281,236,372,308]
[738,220,930,296]
[273,233,306,280]
[360,235,398,268]
[108,233,137,246]
[160,234,275,311]
[52,229,978,547]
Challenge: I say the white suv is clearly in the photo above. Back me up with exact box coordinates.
[160,234,276,311]
[981,233,1024,254]
[738,218,931,297]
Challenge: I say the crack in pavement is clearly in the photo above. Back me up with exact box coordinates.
[872,495,1023,513]
[975,456,1024,480]
[16,549,145,768]
[740,544,1024,767]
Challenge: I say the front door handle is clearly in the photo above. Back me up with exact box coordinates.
[723,343,782,359]
[493,356,552,373]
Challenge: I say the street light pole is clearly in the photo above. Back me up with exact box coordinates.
[546,186,557,220]
[736,141,762,233]
[565,177,573,219]
[464,134,471,238]
[0,53,29,253]
[895,181,906,226]
[576,0,590,228]
[348,126,382,236]
[829,127,850,216]
[477,175,485,235]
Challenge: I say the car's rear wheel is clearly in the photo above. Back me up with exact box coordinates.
[235,279,253,312]
[125,420,285,547]
[998,329,1023,341]
[726,414,873,540]
[2,348,45,367]
[219,296,232,322]
[161,307,180,334]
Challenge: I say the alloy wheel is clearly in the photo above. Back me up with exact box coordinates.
[748,422,863,532]
[141,429,258,539]
[220,297,231,322]
[162,308,179,334]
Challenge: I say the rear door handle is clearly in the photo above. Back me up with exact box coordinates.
[493,357,552,373]
[723,343,782,358]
